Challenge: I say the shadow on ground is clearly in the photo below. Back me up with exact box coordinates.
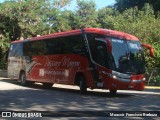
[0,79,133,98]
[0,78,160,113]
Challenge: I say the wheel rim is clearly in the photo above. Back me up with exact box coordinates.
[22,74,24,83]
[21,73,26,84]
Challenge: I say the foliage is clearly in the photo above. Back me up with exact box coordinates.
[145,68,160,86]
[75,0,99,28]
[98,3,160,85]
[0,0,160,75]
[0,33,10,70]
[0,0,72,69]
[98,4,160,69]
[97,7,119,29]
[114,0,160,14]
[64,0,99,29]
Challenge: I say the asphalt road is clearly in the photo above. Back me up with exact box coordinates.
[0,78,160,120]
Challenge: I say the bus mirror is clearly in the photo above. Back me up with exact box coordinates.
[106,39,112,53]
[141,43,154,57]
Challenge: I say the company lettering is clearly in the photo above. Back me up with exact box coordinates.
[46,61,61,67]
[45,56,80,69]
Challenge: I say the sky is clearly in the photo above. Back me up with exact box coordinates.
[67,0,116,10]
[0,0,116,10]
[95,0,116,9]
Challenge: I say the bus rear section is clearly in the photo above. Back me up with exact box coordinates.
[7,28,154,94]
[7,33,95,93]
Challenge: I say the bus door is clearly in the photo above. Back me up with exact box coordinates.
[91,38,112,88]
[81,29,105,88]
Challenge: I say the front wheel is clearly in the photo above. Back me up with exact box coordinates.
[78,75,87,94]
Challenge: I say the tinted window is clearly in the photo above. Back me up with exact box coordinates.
[24,40,47,56]
[58,35,85,54]
[87,34,111,68]
[46,38,61,54]
[87,33,105,57]
[23,35,86,56]
[89,39,110,68]
[9,43,23,57]
[94,40,108,66]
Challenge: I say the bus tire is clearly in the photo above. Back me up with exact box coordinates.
[109,89,117,95]
[78,75,87,94]
[42,83,53,89]
[19,72,28,86]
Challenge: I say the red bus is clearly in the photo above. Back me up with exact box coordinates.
[7,28,154,94]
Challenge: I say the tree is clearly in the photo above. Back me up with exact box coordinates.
[44,0,72,32]
[97,7,119,29]
[75,0,99,28]
[98,3,160,69]
[0,1,21,41]
[114,0,160,14]
[0,0,72,69]
[114,0,146,12]
[0,0,160,72]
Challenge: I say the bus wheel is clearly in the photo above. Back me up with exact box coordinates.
[42,83,53,89]
[109,89,117,95]
[78,75,87,94]
[20,72,28,86]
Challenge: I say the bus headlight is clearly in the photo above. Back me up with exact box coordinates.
[143,77,146,81]
[113,75,117,79]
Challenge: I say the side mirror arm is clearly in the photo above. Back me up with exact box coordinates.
[141,43,154,57]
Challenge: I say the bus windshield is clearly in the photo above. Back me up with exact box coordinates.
[89,38,145,74]
[110,38,145,74]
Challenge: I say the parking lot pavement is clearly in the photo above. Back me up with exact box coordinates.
[0,77,160,95]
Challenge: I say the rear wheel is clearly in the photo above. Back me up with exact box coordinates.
[19,72,28,86]
[78,75,87,94]
[109,89,117,95]
[42,83,53,88]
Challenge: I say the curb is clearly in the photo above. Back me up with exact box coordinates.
[145,86,160,89]
[0,77,9,80]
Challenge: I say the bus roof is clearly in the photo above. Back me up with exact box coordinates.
[85,28,139,41]
[11,28,139,43]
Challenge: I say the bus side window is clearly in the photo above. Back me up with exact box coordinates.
[16,43,23,56]
[24,41,47,56]
[70,35,86,55]
[58,35,86,55]
[87,33,105,57]
[9,44,15,57]
[9,43,23,57]
[47,38,60,54]
[23,42,32,56]
[87,33,110,68]
[23,35,86,56]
